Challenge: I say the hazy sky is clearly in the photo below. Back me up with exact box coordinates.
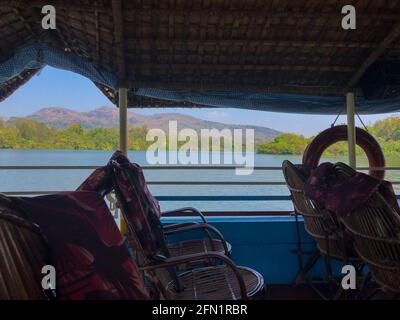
[0,67,398,137]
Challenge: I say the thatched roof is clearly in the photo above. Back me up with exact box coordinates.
[0,69,40,102]
[1,1,400,113]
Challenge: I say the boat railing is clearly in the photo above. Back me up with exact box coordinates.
[0,165,399,218]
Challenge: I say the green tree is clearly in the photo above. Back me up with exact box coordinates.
[13,118,54,141]
[258,133,308,155]
[0,126,19,148]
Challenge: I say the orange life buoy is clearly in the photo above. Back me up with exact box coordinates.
[302,125,385,179]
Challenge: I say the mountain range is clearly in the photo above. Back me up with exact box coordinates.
[10,107,281,142]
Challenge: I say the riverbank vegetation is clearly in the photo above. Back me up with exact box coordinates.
[0,119,149,150]
[1,116,400,156]
[257,116,400,156]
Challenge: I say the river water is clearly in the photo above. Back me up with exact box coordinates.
[1,149,399,212]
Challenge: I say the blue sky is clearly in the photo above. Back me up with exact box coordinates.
[0,67,398,137]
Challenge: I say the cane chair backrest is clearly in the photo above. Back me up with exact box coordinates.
[334,162,400,293]
[0,195,50,299]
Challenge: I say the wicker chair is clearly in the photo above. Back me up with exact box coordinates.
[159,207,232,258]
[78,155,232,260]
[110,199,265,297]
[334,162,400,297]
[109,164,265,299]
[128,226,265,300]
[0,194,51,300]
[282,160,361,299]
[108,156,232,263]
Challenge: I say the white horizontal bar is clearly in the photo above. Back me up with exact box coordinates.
[148,181,287,185]
[0,165,397,170]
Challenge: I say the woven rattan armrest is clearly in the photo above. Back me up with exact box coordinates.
[140,252,248,299]
[162,222,198,231]
[162,207,207,223]
[163,223,230,255]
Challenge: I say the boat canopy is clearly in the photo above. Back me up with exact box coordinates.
[1,1,400,114]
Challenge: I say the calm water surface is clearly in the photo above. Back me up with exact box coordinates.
[1,149,399,212]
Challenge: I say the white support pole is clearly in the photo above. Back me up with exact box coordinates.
[119,87,128,155]
[346,92,356,169]
[118,87,128,235]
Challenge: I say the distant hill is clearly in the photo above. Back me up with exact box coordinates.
[11,107,281,142]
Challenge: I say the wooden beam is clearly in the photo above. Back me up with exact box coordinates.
[135,63,354,72]
[111,0,126,84]
[125,39,386,49]
[348,21,400,88]
[127,80,355,96]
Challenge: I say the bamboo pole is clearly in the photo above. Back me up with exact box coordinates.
[118,87,128,235]
[346,92,356,169]
[119,87,128,155]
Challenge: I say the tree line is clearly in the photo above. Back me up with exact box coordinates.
[257,116,400,156]
[0,118,150,150]
[1,116,400,156]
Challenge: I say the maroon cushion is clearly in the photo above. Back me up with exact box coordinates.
[305,162,400,217]
[10,191,150,300]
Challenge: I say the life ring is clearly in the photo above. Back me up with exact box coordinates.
[302,125,385,179]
